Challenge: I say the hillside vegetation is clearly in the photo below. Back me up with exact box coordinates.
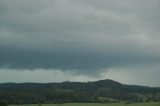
[10,102,160,106]
[0,79,160,104]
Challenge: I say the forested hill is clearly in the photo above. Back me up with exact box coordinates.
[0,79,160,104]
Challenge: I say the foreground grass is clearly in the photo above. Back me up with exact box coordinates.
[11,102,160,106]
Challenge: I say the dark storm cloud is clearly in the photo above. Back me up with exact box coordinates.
[0,0,160,74]
[0,46,159,71]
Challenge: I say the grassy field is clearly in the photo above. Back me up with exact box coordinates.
[11,102,160,106]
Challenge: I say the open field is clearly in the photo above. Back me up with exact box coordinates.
[11,102,160,106]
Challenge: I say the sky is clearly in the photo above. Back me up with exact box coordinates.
[0,0,160,86]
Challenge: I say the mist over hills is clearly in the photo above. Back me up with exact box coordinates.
[0,79,160,104]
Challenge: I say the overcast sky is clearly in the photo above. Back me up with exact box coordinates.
[0,0,160,86]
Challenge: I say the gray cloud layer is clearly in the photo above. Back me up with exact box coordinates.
[0,0,160,85]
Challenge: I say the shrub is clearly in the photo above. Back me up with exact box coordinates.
[0,101,8,106]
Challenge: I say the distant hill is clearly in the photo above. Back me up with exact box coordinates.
[0,79,160,104]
